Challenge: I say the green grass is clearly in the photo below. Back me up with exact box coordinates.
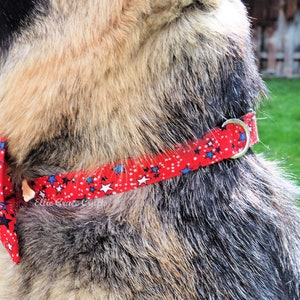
[253,78,300,188]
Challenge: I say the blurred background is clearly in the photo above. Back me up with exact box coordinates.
[243,0,300,77]
[242,1,300,190]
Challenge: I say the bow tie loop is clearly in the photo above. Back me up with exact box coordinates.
[0,138,20,264]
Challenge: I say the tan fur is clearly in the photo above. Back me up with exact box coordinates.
[0,0,246,169]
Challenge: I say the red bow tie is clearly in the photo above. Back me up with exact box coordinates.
[0,138,22,263]
[0,112,258,264]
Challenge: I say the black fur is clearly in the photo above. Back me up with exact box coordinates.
[0,0,48,52]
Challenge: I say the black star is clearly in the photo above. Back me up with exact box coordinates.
[29,180,36,187]
[194,149,201,155]
[154,173,160,178]
[215,147,221,153]
[62,177,71,185]
[101,176,108,182]
[143,167,150,173]
[0,215,11,229]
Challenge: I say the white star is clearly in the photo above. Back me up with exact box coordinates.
[100,183,113,194]
[8,243,12,251]
[56,186,63,193]
[137,176,151,186]
[39,191,46,199]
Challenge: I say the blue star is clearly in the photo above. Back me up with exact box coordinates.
[86,177,94,184]
[151,166,160,173]
[181,167,192,174]
[47,175,57,186]
[89,187,95,193]
[113,164,126,175]
[239,132,246,142]
[0,141,5,149]
[206,151,214,159]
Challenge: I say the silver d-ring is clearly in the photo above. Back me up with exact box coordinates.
[221,119,251,159]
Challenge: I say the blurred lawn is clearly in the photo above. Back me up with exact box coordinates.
[253,78,300,190]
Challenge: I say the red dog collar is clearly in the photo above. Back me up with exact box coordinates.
[0,112,258,263]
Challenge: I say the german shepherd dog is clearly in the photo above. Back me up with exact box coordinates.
[0,0,299,299]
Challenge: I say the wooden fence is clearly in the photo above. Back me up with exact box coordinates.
[243,0,300,77]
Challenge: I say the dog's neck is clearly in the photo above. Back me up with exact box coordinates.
[0,111,258,264]
[25,112,259,204]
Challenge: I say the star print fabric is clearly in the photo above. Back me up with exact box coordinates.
[32,112,258,205]
[0,138,20,264]
[0,113,258,263]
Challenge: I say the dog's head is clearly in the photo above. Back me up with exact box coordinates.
[0,0,264,182]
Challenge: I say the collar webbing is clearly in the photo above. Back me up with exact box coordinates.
[0,111,259,264]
